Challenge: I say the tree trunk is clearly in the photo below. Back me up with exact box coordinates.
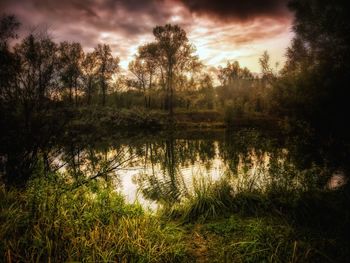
[168,65,174,119]
[87,78,92,105]
[148,74,152,108]
[160,68,167,111]
[69,76,73,104]
[143,83,147,108]
[74,77,78,106]
[102,79,106,106]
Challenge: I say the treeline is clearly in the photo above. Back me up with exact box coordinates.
[0,15,276,116]
[0,18,119,108]
[1,0,349,129]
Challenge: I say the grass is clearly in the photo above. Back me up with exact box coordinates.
[163,177,234,222]
[186,208,350,262]
[158,173,350,262]
[1,170,349,262]
[197,216,314,263]
[0,174,186,262]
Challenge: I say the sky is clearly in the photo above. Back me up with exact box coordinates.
[1,0,294,73]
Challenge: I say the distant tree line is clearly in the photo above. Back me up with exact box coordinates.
[1,16,271,116]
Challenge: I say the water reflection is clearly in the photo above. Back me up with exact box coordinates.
[56,129,347,208]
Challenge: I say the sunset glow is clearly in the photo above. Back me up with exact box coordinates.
[1,0,293,72]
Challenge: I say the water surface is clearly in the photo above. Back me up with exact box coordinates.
[56,129,345,209]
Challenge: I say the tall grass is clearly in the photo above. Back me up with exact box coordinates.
[162,176,235,222]
[158,171,350,262]
[0,173,186,262]
[200,215,332,263]
[1,166,349,262]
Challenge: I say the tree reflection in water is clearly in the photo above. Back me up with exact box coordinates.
[57,129,348,209]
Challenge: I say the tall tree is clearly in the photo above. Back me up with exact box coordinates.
[81,51,97,105]
[94,44,119,106]
[152,24,197,117]
[1,26,68,185]
[58,42,84,105]
[274,0,350,137]
[14,33,58,108]
[129,43,160,108]
[139,43,159,107]
[259,51,274,81]
[0,14,20,101]
[128,58,148,93]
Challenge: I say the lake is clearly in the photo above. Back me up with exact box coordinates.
[55,128,346,210]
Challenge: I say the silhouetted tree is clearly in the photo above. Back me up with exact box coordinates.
[81,51,97,105]
[0,22,71,186]
[0,14,20,99]
[58,42,84,105]
[152,24,197,117]
[138,43,159,107]
[129,57,148,98]
[14,33,58,109]
[94,44,119,106]
[272,0,350,137]
[0,14,19,44]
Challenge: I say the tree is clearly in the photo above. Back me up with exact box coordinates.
[128,42,161,108]
[1,24,70,185]
[138,43,159,107]
[14,33,58,108]
[273,0,350,137]
[218,61,253,87]
[288,0,350,70]
[0,14,20,101]
[94,44,119,106]
[0,14,20,46]
[81,51,97,105]
[128,58,148,93]
[58,42,84,105]
[259,51,274,83]
[199,73,215,109]
[152,24,197,117]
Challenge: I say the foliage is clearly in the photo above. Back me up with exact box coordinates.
[0,174,187,262]
[270,0,350,138]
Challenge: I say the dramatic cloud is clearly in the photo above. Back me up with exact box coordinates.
[1,0,293,71]
[177,0,290,21]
